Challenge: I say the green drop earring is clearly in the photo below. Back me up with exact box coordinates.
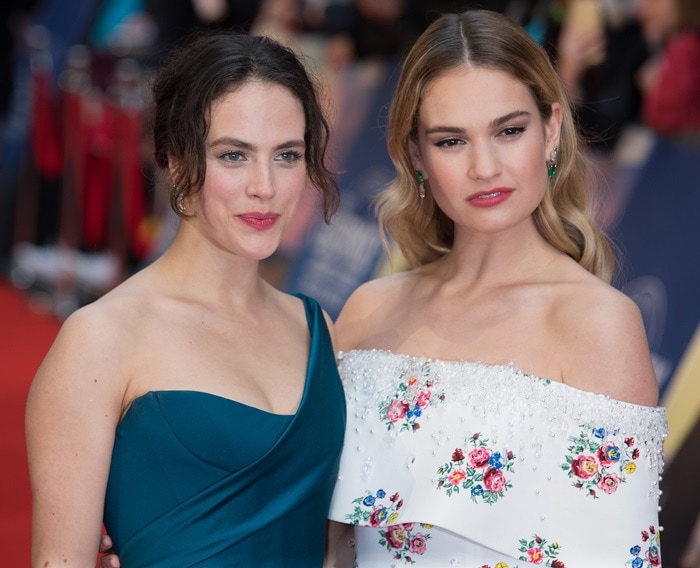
[416,170,426,199]
[547,147,558,179]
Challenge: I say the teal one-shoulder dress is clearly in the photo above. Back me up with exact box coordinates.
[103,294,345,567]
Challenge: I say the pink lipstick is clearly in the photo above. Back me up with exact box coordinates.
[238,213,279,230]
[467,188,513,208]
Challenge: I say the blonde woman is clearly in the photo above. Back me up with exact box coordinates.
[327,9,667,567]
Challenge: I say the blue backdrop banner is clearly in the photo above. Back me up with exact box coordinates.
[285,60,400,320]
[612,136,700,396]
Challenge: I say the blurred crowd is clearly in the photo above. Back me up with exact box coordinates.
[1,0,698,307]
[0,1,698,561]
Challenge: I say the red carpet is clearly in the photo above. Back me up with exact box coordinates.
[0,278,61,565]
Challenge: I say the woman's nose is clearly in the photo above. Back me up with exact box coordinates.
[468,143,501,181]
[246,164,276,199]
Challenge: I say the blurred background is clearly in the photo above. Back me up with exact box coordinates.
[0,0,698,565]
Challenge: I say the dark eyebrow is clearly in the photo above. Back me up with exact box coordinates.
[424,125,465,136]
[490,110,531,128]
[423,110,532,136]
[209,137,306,150]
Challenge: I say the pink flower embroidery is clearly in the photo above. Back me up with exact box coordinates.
[378,523,432,563]
[416,389,431,408]
[518,533,562,565]
[448,469,467,486]
[597,473,620,494]
[409,534,428,555]
[468,447,492,468]
[483,468,507,493]
[527,547,544,564]
[571,454,598,479]
[563,424,642,498]
[378,363,445,433]
[385,525,408,549]
[386,400,407,423]
[436,434,516,504]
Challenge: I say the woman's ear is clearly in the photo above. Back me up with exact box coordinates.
[545,102,563,155]
[168,157,178,182]
[408,137,424,171]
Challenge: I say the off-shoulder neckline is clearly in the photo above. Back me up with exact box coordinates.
[337,348,665,413]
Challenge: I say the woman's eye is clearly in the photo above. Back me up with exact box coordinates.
[435,138,464,148]
[500,126,526,137]
[276,151,303,163]
[220,151,245,162]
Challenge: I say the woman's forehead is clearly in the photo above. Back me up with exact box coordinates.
[418,67,536,124]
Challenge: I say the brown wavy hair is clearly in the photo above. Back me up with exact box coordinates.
[376,9,615,281]
[152,30,339,222]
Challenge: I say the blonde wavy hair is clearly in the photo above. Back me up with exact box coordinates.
[376,9,615,282]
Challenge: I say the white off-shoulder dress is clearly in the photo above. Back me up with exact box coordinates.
[328,349,668,568]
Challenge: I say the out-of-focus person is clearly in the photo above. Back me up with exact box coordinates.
[554,0,649,153]
[636,0,700,146]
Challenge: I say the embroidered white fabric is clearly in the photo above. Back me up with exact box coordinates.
[328,349,668,567]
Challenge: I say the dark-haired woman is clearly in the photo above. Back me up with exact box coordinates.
[27,30,344,568]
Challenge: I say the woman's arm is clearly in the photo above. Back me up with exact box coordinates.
[26,307,126,568]
[324,520,355,568]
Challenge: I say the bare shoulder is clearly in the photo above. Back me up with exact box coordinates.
[340,271,409,314]
[335,271,415,351]
[44,295,129,370]
[31,276,153,401]
[69,277,152,350]
[554,273,658,406]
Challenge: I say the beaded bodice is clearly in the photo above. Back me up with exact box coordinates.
[329,349,668,567]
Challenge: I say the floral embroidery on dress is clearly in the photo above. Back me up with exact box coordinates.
[479,563,520,568]
[626,525,661,567]
[561,426,640,498]
[378,523,432,564]
[435,432,516,504]
[345,488,404,527]
[378,362,445,432]
[517,534,565,566]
